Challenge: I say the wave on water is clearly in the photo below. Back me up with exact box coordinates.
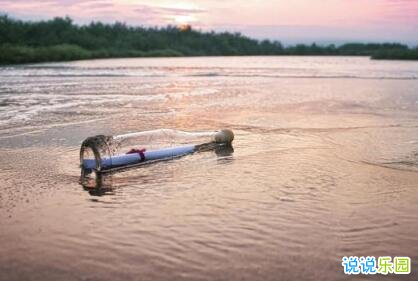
[2,56,418,80]
[1,56,418,132]
[361,160,418,172]
[186,73,418,80]
[0,71,417,80]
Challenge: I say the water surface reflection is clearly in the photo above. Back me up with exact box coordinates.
[1,57,418,281]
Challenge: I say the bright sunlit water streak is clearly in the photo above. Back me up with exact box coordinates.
[0,56,418,281]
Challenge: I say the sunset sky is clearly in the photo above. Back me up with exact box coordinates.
[1,0,418,45]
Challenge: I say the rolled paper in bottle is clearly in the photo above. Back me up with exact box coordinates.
[82,144,196,170]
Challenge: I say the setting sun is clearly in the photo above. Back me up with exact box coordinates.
[173,14,195,25]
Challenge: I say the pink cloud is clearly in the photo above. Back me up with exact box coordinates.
[0,0,416,44]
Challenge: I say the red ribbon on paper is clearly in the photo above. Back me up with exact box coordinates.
[126,148,146,162]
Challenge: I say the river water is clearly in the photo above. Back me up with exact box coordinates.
[1,56,418,281]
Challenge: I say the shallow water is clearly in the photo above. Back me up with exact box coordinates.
[1,56,418,281]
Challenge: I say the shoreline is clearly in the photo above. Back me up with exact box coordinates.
[1,48,417,66]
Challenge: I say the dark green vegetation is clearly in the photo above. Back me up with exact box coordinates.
[371,48,418,60]
[1,15,417,64]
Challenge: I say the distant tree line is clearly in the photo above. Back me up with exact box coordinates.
[0,15,417,64]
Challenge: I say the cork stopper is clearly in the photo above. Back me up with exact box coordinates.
[214,129,234,144]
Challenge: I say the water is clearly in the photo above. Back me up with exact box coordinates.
[1,56,418,281]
